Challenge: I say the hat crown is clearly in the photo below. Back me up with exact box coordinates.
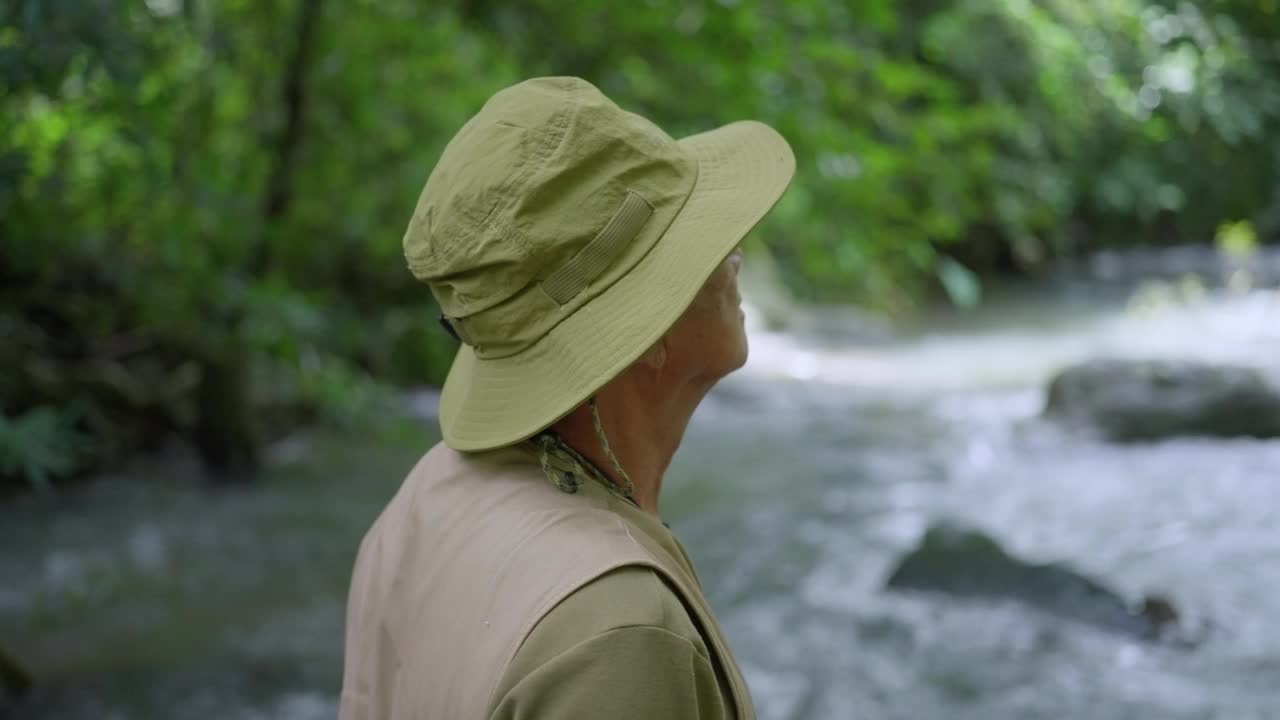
[404,77,697,358]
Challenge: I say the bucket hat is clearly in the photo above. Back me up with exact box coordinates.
[404,76,795,451]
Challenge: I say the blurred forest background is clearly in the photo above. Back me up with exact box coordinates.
[3,0,1279,491]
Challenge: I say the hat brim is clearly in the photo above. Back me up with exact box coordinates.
[437,120,796,451]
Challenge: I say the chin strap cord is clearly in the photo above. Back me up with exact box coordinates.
[530,397,636,504]
[589,396,636,500]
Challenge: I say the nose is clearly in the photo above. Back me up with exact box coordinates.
[728,247,743,273]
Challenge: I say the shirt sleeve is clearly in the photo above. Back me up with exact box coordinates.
[488,624,730,720]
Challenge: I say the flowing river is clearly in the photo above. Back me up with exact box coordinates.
[4,248,1279,719]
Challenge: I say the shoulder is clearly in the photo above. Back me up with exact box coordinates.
[489,566,727,720]
[495,565,712,686]
[516,565,708,665]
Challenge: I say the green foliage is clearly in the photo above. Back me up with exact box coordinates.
[2,0,1278,483]
[929,0,1280,258]
[453,0,1280,305]
[0,405,88,491]
[1216,219,1258,259]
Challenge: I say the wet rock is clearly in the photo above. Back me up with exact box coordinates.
[1044,359,1280,441]
[886,523,1199,645]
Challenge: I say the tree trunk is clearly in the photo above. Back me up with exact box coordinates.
[191,0,325,482]
[0,644,32,706]
[192,345,259,481]
[251,0,325,276]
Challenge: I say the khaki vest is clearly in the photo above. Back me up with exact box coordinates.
[339,442,753,719]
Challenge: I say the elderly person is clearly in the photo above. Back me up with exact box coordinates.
[339,76,794,720]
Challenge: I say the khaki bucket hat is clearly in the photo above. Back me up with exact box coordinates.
[404,76,795,451]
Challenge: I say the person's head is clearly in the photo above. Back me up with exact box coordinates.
[402,77,793,452]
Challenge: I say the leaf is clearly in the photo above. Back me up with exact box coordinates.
[1215,220,1258,260]
[0,405,87,492]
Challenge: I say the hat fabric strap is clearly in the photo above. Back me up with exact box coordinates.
[540,190,654,305]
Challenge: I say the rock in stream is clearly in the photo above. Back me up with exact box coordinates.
[886,523,1203,646]
[1043,358,1280,442]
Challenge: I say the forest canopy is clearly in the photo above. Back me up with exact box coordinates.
[3,0,1278,487]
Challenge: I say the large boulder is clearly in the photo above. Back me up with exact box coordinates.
[1043,359,1280,442]
[886,523,1198,645]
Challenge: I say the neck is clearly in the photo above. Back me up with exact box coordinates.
[551,370,709,515]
